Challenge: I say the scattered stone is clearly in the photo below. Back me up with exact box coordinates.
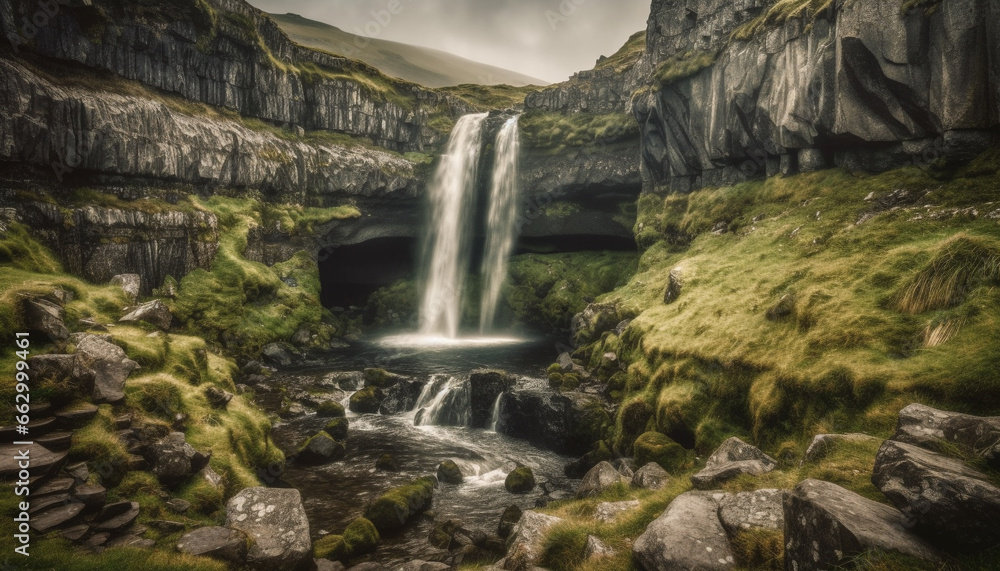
[110,274,141,303]
[95,501,140,531]
[428,519,460,549]
[584,535,615,559]
[315,560,346,571]
[468,369,516,428]
[784,479,940,570]
[296,432,346,465]
[595,499,640,523]
[717,489,784,535]
[571,302,620,346]
[31,502,85,533]
[177,526,249,562]
[631,462,670,490]
[504,466,536,493]
[803,433,880,463]
[0,443,67,479]
[61,524,90,541]
[23,298,69,341]
[75,335,140,403]
[501,511,562,568]
[893,403,1000,468]
[55,403,99,427]
[691,437,776,489]
[498,504,522,539]
[149,519,186,533]
[65,462,89,482]
[73,483,107,507]
[663,268,682,304]
[556,353,575,372]
[35,477,75,497]
[872,439,1000,547]
[633,492,734,571]
[27,354,77,384]
[375,454,399,471]
[205,386,234,408]
[261,343,294,367]
[120,299,172,330]
[166,498,191,514]
[225,487,311,570]
[150,432,211,485]
[577,461,626,498]
[437,460,464,484]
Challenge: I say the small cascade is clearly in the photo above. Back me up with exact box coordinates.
[480,115,522,332]
[488,393,503,432]
[419,113,489,338]
[414,375,471,427]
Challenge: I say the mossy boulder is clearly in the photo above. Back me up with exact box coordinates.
[375,454,399,471]
[634,431,689,472]
[498,504,523,538]
[343,517,380,556]
[364,477,437,533]
[323,417,349,441]
[504,466,536,493]
[437,460,463,484]
[564,440,614,478]
[296,432,346,465]
[316,400,346,418]
[313,534,347,560]
[363,368,405,388]
[349,386,385,414]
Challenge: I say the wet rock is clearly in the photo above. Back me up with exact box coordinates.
[784,479,940,570]
[633,492,734,571]
[468,369,516,428]
[375,454,399,471]
[364,477,436,533]
[323,418,349,441]
[577,461,627,498]
[363,368,406,388]
[596,499,640,522]
[499,511,562,568]
[872,439,1000,548]
[75,335,140,404]
[893,403,1000,468]
[504,466,536,493]
[149,432,211,486]
[803,433,880,463]
[177,527,247,563]
[110,274,141,303]
[326,371,364,391]
[23,298,69,341]
[349,386,386,414]
[379,380,425,415]
[497,390,608,455]
[437,460,464,484]
[631,462,670,490]
[717,489,784,535]
[691,437,776,489]
[95,501,140,532]
[317,401,347,418]
[296,432,346,465]
[584,535,615,559]
[497,504,522,539]
[261,343,294,367]
[428,519,461,549]
[120,300,172,330]
[226,487,311,570]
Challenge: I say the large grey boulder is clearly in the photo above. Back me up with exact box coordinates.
[75,335,139,403]
[177,526,249,562]
[149,433,211,486]
[23,298,69,341]
[632,462,670,490]
[892,403,1000,468]
[110,274,141,303]
[226,487,311,570]
[784,479,940,571]
[633,492,734,571]
[498,511,562,569]
[872,439,1000,548]
[691,437,776,489]
[576,461,627,498]
[120,300,172,330]
[717,489,784,535]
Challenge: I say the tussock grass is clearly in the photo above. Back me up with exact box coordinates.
[519,111,639,151]
[731,0,836,42]
[891,235,1000,314]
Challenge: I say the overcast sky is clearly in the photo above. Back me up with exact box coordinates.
[246,0,650,83]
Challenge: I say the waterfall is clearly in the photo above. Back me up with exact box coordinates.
[488,393,503,432]
[414,375,471,427]
[480,116,521,332]
[419,113,489,338]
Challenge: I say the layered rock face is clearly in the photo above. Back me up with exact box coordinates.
[633,0,1000,193]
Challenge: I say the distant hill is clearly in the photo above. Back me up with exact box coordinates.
[269,13,547,88]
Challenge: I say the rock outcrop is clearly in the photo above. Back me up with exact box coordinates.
[892,403,1000,468]
[496,390,608,455]
[633,492,734,571]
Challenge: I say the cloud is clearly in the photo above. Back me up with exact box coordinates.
[245,0,650,83]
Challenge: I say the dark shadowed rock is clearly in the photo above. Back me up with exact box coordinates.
[150,432,210,485]
[872,439,1000,548]
[296,432,346,465]
[803,433,880,463]
[633,492,734,570]
[570,303,620,346]
[226,487,311,570]
[120,300,172,330]
[497,390,608,455]
[498,504,522,539]
[468,369,516,428]
[893,403,1000,468]
[95,501,140,532]
[784,479,940,571]
[576,461,626,498]
[437,460,463,484]
[363,368,407,388]
[718,489,784,535]
[663,269,682,304]
[75,335,139,404]
[350,386,386,414]
[205,386,234,408]
[23,298,69,341]
[631,462,670,490]
[261,343,294,367]
[177,526,249,562]
[379,380,425,415]
[691,437,776,489]
[27,354,77,384]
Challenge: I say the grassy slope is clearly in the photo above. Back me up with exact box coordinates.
[269,13,547,88]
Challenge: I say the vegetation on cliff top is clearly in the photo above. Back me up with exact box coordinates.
[519,111,638,152]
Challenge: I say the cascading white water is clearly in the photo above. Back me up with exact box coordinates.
[480,116,522,332]
[419,113,489,338]
[414,375,471,426]
[488,393,503,432]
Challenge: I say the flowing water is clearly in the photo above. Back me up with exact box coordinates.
[480,116,521,333]
[267,337,574,567]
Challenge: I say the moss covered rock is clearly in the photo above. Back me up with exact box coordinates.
[296,432,346,465]
[504,466,536,493]
[323,417,349,441]
[437,460,463,484]
[364,477,436,532]
[349,386,385,414]
[375,454,399,471]
[313,534,347,560]
[343,517,379,555]
[634,431,689,472]
[363,368,405,388]
[316,400,346,418]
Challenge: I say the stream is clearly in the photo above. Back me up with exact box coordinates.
[262,335,577,566]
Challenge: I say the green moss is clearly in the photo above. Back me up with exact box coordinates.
[519,111,638,151]
[504,466,536,493]
[349,386,384,413]
[313,534,347,560]
[653,50,719,87]
[317,400,346,417]
[730,0,836,42]
[633,431,690,472]
[438,84,539,111]
[342,517,380,555]
[323,417,349,440]
[594,30,647,74]
[364,477,436,532]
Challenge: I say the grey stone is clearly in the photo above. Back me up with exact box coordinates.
[150,432,211,485]
[892,403,1000,468]
[499,511,562,569]
[23,298,69,341]
[73,483,107,507]
[262,343,294,367]
[717,489,784,535]
[595,499,640,523]
[95,501,140,531]
[177,526,249,562]
[110,274,141,302]
[120,300,173,330]
[577,461,627,498]
[225,487,311,570]
[633,492,734,571]
[166,498,191,514]
[784,479,940,571]
[803,433,880,463]
[584,535,615,559]
[557,352,575,372]
[663,269,682,304]
[75,335,140,404]
[297,432,346,465]
[872,439,1000,547]
[0,443,67,480]
[315,560,346,571]
[30,501,85,533]
[496,390,607,455]
[691,437,776,489]
[397,562,448,571]
[632,462,670,490]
